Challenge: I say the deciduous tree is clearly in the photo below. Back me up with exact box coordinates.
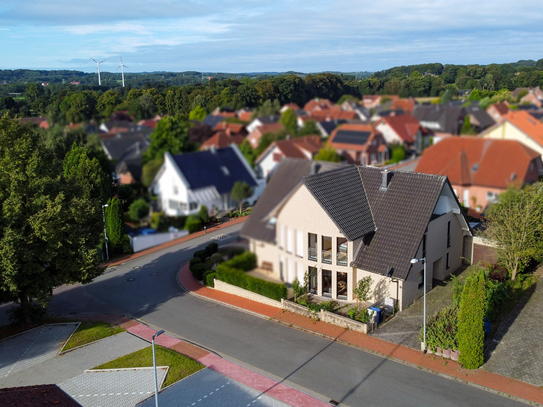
[231,181,253,213]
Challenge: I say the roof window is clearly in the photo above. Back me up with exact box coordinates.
[472,163,479,172]
[511,173,516,181]
[220,166,230,176]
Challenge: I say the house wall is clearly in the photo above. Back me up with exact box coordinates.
[451,184,505,211]
[152,157,191,217]
[256,145,282,179]
[481,121,543,158]
[374,122,402,145]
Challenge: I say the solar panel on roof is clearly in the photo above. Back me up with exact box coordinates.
[333,130,371,145]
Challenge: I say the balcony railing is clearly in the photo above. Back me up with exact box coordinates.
[308,247,317,261]
[322,250,332,264]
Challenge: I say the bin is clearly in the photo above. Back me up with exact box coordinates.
[369,306,382,325]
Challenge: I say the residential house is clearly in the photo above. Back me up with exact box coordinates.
[303,98,334,112]
[370,109,405,122]
[100,132,150,184]
[316,120,347,138]
[149,145,265,217]
[200,130,245,151]
[374,114,427,151]
[201,114,226,128]
[241,159,472,310]
[520,91,543,108]
[280,103,301,113]
[413,104,465,138]
[246,122,285,149]
[479,110,543,163]
[415,137,542,211]
[362,95,399,109]
[341,100,372,121]
[464,104,495,132]
[246,115,281,134]
[486,102,509,122]
[328,124,388,165]
[391,98,417,114]
[255,136,322,178]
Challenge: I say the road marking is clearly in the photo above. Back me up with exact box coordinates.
[213,234,229,240]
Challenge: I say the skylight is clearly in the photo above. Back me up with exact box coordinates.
[220,166,230,176]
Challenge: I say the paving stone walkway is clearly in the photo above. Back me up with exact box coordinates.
[60,367,167,407]
[137,369,290,407]
[483,278,543,386]
[0,323,78,380]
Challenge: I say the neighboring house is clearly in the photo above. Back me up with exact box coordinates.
[520,91,543,108]
[464,104,495,132]
[415,137,542,211]
[280,103,301,113]
[201,114,225,128]
[486,102,509,122]
[374,114,428,151]
[413,104,465,137]
[246,122,285,149]
[200,130,245,151]
[391,98,417,114]
[303,98,334,112]
[511,87,530,100]
[246,115,281,134]
[100,132,150,184]
[241,159,472,310]
[479,110,543,164]
[316,120,347,138]
[150,145,265,216]
[255,136,322,178]
[362,95,399,109]
[370,109,405,122]
[328,124,388,165]
[214,121,248,137]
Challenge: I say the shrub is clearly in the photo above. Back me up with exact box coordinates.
[349,307,371,323]
[198,205,210,223]
[223,251,256,271]
[129,199,150,223]
[185,218,202,234]
[203,270,216,287]
[189,257,202,270]
[210,252,223,265]
[150,212,165,230]
[191,263,206,281]
[205,242,219,257]
[292,278,304,302]
[193,250,207,261]
[422,305,459,352]
[122,235,133,254]
[458,269,486,369]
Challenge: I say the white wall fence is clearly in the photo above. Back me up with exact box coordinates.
[130,230,189,253]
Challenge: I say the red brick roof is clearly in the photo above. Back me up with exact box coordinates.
[303,98,333,112]
[376,114,422,143]
[415,137,540,188]
[391,98,416,113]
[213,121,246,134]
[503,110,543,147]
[0,385,79,406]
[200,130,244,150]
[238,111,253,122]
[292,135,322,155]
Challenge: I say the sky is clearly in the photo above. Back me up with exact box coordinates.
[0,0,541,73]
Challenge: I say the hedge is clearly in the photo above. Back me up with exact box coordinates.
[222,251,256,271]
[215,263,287,301]
[205,242,219,257]
[203,270,216,287]
[193,250,207,261]
[189,257,202,270]
[186,219,202,234]
[191,263,206,281]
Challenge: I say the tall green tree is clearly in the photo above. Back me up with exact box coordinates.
[314,146,341,162]
[105,198,125,248]
[280,108,298,135]
[0,115,104,323]
[231,181,253,213]
[143,115,194,164]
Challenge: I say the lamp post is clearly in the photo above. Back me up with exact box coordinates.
[411,257,427,353]
[101,204,109,261]
[152,330,165,407]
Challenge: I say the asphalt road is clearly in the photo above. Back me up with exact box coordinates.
[45,224,525,407]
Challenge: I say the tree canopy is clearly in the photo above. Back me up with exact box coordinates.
[231,181,253,213]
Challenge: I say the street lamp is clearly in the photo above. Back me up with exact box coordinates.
[411,257,427,353]
[101,204,109,261]
[152,329,165,407]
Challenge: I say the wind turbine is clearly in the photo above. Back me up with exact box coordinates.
[117,57,129,87]
[90,57,106,85]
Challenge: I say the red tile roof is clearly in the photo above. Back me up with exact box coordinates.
[415,137,541,188]
[503,110,543,147]
[238,111,253,122]
[292,135,322,155]
[376,114,422,143]
[303,98,333,112]
[200,131,244,150]
[213,122,246,134]
[391,98,417,113]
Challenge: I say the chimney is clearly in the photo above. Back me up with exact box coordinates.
[310,161,321,175]
[210,145,217,154]
[380,169,392,190]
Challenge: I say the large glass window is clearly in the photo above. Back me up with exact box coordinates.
[337,237,347,266]
[322,236,332,264]
[308,266,317,294]
[337,272,348,299]
[308,233,317,261]
[322,269,332,297]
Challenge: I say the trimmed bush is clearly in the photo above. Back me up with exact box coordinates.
[223,251,256,271]
[189,257,202,270]
[210,252,223,265]
[458,269,486,369]
[185,218,202,234]
[205,242,219,257]
[193,250,207,261]
[203,270,216,287]
[191,263,206,281]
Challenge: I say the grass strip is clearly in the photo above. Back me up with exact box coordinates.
[93,345,203,388]
[62,321,125,351]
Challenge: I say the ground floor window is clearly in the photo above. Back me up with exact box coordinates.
[337,272,348,299]
[322,269,332,297]
[309,266,317,294]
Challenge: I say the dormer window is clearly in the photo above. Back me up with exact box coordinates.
[511,173,516,181]
[472,163,479,172]
[220,166,230,176]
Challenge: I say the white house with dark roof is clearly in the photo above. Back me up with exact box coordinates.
[241,159,473,310]
[150,145,265,217]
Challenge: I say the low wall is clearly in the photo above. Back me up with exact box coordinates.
[130,230,189,253]
[281,299,374,334]
[213,279,282,308]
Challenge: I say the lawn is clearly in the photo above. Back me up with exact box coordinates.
[93,345,204,388]
[62,321,125,352]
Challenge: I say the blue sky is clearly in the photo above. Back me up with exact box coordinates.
[0,0,541,73]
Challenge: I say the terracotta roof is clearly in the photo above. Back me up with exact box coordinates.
[329,124,378,152]
[214,122,245,133]
[274,139,308,159]
[415,137,540,188]
[255,136,322,163]
[281,103,300,111]
[254,122,285,136]
[292,135,322,155]
[216,111,237,118]
[376,114,422,143]
[0,385,79,406]
[503,110,543,147]
[238,111,253,122]
[200,131,244,150]
[303,98,333,112]
[391,98,417,113]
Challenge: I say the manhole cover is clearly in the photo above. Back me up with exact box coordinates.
[133,266,141,269]
[127,278,136,282]
[151,272,158,276]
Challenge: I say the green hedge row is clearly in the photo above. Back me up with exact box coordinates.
[222,251,257,271]
[215,263,287,302]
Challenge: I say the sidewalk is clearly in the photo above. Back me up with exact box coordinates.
[178,262,543,406]
[100,216,249,268]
